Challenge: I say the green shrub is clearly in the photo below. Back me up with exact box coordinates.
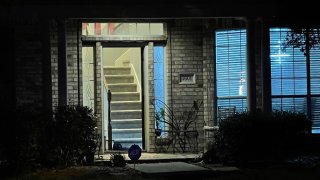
[110,153,126,167]
[208,110,312,164]
[52,105,98,167]
[0,105,98,177]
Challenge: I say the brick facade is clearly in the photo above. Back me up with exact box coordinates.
[66,20,81,106]
[50,20,59,109]
[15,20,44,108]
[165,20,205,152]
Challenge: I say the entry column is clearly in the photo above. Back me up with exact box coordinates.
[246,17,257,112]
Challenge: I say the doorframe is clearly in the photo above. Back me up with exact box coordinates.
[101,42,148,149]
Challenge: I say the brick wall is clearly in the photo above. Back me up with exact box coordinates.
[50,20,59,109]
[50,19,82,109]
[66,20,81,106]
[15,21,44,108]
[202,20,215,127]
[165,20,205,152]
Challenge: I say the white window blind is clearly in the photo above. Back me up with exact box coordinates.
[216,29,247,112]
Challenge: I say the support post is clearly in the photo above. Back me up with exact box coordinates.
[108,89,113,150]
[261,19,272,113]
[246,17,257,112]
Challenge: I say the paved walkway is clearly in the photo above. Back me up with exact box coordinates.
[95,153,239,177]
[128,162,210,176]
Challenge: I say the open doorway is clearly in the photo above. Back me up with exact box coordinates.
[103,47,143,150]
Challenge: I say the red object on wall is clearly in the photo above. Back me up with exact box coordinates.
[95,23,101,35]
[108,23,115,35]
[82,23,88,35]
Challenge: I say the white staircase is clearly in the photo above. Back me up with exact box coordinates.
[104,66,142,149]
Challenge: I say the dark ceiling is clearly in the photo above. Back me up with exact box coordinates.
[0,0,319,26]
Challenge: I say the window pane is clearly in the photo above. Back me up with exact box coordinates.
[270,28,307,97]
[310,49,320,94]
[217,98,247,112]
[137,23,150,35]
[150,23,164,35]
[311,97,320,133]
[82,23,164,36]
[270,27,320,132]
[216,29,247,101]
[82,47,95,110]
[272,97,307,113]
[154,46,165,132]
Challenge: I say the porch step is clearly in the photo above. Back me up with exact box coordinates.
[104,66,131,75]
[111,119,142,129]
[113,128,142,139]
[111,101,141,110]
[115,138,142,143]
[105,75,134,84]
[112,92,140,101]
[111,110,142,119]
[107,83,137,92]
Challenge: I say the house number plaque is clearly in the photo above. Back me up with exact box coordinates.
[179,73,196,84]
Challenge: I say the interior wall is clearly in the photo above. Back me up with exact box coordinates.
[102,47,141,90]
[103,48,128,66]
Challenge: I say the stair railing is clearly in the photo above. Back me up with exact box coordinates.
[107,89,112,150]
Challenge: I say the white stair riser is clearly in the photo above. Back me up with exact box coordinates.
[113,142,142,149]
[104,68,130,75]
[111,111,142,119]
[105,76,134,83]
[112,93,140,101]
[111,102,141,110]
[113,131,142,139]
[108,84,136,92]
[112,120,142,129]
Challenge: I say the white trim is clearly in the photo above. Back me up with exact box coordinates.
[130,63,142,94]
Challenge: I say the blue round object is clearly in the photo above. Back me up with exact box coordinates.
[128,144,142,161]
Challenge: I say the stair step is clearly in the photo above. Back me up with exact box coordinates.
[104,66,131,75]
[111,110,142,119]
[112,141,143,150]
[111,119,142,129]
[105,75,134,84]
[112,92,140,101]
[113,128,142,132]
[108,83,137,92]
[113,128,142,139]
[111,101,141,110]
[114,138,142,142]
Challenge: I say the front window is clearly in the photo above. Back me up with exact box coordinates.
[270,28,320,133]
[215,29,247,114]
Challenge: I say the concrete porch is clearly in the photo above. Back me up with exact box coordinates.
[95,152,202,165]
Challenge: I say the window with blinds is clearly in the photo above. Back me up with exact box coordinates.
[215,29,247,112]
[270,28,320,133]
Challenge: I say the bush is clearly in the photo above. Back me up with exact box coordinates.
[52,105,98,167]
[208,110,312,164]
[0,105,98,177]
[110,153,126,167]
